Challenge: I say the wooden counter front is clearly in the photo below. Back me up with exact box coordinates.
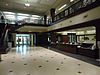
[51,43,77,54]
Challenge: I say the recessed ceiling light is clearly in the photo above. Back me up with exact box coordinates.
[58,4,67,10]
[55,11,57,14]
[25,3,30,7]
[6,4,8,6]
[70,0,74,2]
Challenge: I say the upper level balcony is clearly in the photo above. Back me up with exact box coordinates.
[0,0,99,27]
[48,0,99,25]
[0,11,48,26]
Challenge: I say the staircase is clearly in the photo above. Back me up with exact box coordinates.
[0,23,9,54]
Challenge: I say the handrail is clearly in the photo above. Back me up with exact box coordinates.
[3,29,9,47]
[0,24,8,45]
[0,24,7,41]
[48,0,99,25]
[0,11,8,23]
[1,24,7,38]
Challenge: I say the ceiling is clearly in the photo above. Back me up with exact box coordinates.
[0,0,70,16]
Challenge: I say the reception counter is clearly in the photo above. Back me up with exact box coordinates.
[51,43,78,54]
[50,43,97,58]
[77,47,96,58]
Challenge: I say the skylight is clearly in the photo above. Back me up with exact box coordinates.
[17,16,29,21]
[5,15,16,20]
[2,11,43,24]
[17,13,29,16]
[3,12,15,15]
[70,0,74,2]
[25,3,30,7]
[32,15,41,18]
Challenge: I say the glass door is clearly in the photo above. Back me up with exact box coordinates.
[16,34,30,46]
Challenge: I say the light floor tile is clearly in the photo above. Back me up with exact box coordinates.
[0,46,100,75]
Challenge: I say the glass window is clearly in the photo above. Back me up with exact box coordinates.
[3,11,15,15]
[30,17,40,20]
[5,15,16,20]
[32,15,41,18]
[17,13,29,16]
[17,16,29,21]
[3,11,42,24]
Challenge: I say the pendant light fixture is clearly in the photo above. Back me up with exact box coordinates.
[25,0,30,7]
[70,0,74,2]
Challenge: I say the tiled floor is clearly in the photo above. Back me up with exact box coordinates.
[0,45,100,75]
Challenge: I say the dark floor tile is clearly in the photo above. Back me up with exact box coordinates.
[46,60,49,62]
[24,63,27,65]
[40,56,43,57]
[33,59,36,61]
[38,65,42,68]
[56,68,60,70]
[61,62,64,64]
[64,58,66,60]
[78,71,82,74]
[11,62,15,63]
[78,64,81,66]
[51,57,54,58]
[9,70,13,72]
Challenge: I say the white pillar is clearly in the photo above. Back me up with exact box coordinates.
[12,33,16,47]
[31,34,33,46]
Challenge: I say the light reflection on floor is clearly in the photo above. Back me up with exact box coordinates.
[16,45,29,55]
[0,47,100,75]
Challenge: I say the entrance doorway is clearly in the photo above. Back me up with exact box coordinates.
[16,34,30,46]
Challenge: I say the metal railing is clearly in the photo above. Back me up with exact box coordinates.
[0,11,8,23]
[17,19,45,25]
[48,0,98,25]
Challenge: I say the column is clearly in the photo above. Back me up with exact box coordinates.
[31,34,34,46]
[34,33,37,46]
[96,26,100,59]
[0,54,1,62]
[12,33,16,47]
[44,15,47,25]
[50,8,55,22]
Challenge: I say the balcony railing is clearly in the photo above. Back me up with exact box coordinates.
[0,11,7,24]
[48,0,99,25]
[0,17,47,25]
[17,19,46,25]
